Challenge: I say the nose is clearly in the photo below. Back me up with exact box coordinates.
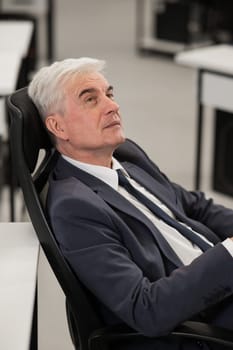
[103,95,120,114]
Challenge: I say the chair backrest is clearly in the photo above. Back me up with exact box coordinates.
[7,87,105,350]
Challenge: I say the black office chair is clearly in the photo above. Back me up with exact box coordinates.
[0,12,38,221]
[7,87,233,350]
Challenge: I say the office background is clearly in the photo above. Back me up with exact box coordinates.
[1,0,233,349]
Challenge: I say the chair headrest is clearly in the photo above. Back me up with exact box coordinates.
[8,87,53,172]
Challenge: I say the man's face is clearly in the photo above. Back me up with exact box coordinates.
[50,71,125,162]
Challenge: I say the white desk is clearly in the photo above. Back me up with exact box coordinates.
[0,20,34,123]
[1,0,54,61]
[0,20,34,97]
[0,98,7,139]
[175,44,233,189]
[0,222,39,350]
[0,52,22,97]
[175,45,233,75]
[0,52,22,141]
[0,21,34,57]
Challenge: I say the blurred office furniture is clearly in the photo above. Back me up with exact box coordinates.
[0,222,39,350]
[175,44,233,193]
[0,0,54,62]
[136,0,233,56]
[0,16,35,220]
[0,135,3,191]
[0,15,36,86]
[212,109,233,197]
[0,51,23,138]
[8,86,233,350]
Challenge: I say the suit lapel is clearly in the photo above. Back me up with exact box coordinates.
[122,162,178,212]
[96,182,183,268]
[122,162,220,245]
[55,157,183,267]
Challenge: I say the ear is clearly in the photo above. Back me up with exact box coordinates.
[45,114,68,141]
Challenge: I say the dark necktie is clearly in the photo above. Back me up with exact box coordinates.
[117,170,212,252]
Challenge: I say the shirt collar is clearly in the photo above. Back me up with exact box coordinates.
[62,155,126,190]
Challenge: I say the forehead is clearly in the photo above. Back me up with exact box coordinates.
[67,71,109,94]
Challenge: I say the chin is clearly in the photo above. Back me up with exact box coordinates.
[116,133,126,146]
[104,128,126,148]
[106,135,125,152]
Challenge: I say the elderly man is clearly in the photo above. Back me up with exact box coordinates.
[28,57,233,350]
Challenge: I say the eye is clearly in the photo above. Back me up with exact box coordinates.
[85,95,97,104]
[107,92,114,100]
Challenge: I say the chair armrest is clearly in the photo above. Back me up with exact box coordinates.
[89,321,233,349]
[172,321,233,347]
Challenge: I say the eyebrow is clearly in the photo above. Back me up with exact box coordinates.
[78,85,114,99]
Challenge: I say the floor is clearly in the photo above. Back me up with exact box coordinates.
[2,0,233,349]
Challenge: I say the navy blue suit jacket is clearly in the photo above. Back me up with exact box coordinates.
[47,139,233,342]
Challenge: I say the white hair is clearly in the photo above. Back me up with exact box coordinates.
[28,57,106,121]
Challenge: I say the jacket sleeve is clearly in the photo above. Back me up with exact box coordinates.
[171,181,233,241]
[48,180,233,337]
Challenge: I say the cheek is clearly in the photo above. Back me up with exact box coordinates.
[64,110,101,140]
[66,120,96,141]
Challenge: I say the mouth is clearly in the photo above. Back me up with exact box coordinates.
[104,121,121,129]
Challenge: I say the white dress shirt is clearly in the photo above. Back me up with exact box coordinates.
[62,155,233,264]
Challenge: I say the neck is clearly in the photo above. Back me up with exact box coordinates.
[58,147,114,168]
